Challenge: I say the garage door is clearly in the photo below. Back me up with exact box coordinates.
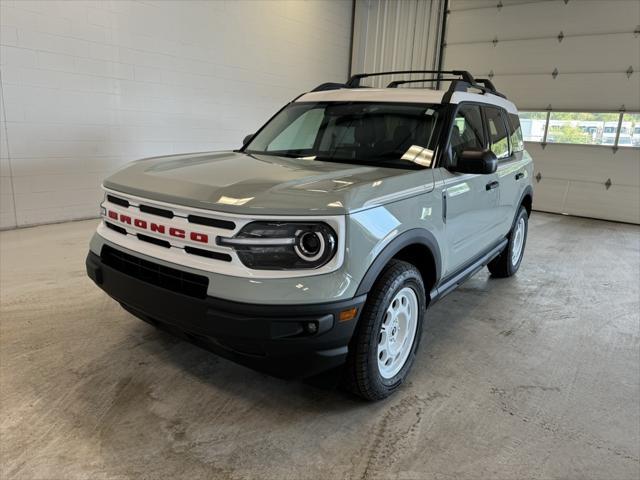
[444,0,640,224]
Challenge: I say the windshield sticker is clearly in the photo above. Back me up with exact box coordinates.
[401,145,434,167]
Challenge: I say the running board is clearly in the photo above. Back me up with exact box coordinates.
[429,239,508,304]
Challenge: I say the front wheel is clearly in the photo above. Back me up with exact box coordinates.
[488,206,528,278]
[345,260,426,401]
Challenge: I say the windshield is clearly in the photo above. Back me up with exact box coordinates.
[244,102,444,169]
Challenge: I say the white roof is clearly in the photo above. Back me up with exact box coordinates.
[296,87,518,114]
[450,91,518,115]
[298,88,446,104]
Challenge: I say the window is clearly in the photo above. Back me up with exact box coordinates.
[245,102,445,169]
[485,107,510,159]
[547,112,620,145]
[518,110,638,148]
[508,113,524,152]
[621,113,640,148]
[518,111,547,142]
[449,104,484,165]
[267,107,324,151]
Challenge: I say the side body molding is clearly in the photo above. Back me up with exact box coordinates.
[354,228,442,297]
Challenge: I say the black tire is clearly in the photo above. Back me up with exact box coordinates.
[488,206,528,278]
[344,260,426,401]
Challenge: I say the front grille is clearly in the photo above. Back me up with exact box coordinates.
[101,245,209,298]
[107,195,130,208]
[139,204,173,218]
[105,221,127,235]
[137,233,171,248]
[185,245,232,262]
[188,214,235,230]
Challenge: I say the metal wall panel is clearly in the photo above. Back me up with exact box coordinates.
[351,0,444,87]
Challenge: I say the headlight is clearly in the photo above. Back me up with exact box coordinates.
[217,222,337,270]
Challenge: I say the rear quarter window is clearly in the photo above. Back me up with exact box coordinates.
[508,113,525,152]
[485,107,510,159]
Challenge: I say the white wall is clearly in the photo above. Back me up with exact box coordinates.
[0,0,352,229]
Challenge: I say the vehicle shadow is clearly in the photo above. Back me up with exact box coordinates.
[128,270,499,410]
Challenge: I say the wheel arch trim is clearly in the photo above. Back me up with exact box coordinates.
[515,185,533,228]
[354,228,442,297]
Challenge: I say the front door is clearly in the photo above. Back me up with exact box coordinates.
[439,103,502,276]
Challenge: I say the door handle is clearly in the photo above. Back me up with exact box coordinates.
[515,172,524,181]
[486,180,499,191]
[442,191,447,222]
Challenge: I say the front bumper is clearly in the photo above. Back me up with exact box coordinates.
[86,249,366,378]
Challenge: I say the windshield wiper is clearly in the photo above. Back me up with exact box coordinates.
[247,150,310,159]
[312,156,423,170]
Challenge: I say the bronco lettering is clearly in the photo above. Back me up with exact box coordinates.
[106,210,208,244]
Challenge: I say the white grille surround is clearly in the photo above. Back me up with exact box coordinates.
[98,187,346,279]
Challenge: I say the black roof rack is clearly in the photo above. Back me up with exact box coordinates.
[346,69,475,88]
[475,78,496,91]
[310,70,506,99]
[387,77,461,88]
[475,78,506,98]
[311,82,348,92]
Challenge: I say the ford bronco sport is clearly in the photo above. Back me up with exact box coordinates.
[86,70,533,400]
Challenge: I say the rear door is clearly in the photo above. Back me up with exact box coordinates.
[439,103,502,276]
[484,106,528,235]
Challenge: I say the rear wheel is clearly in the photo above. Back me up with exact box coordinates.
[488,206,528,278]
[345,260,426,401]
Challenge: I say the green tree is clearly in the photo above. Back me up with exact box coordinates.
[549,125,591,144]
[520,112,548,120]
[551,112,619,122]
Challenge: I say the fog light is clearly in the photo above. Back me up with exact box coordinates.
[305,322,318,334]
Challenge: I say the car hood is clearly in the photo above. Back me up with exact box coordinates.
[103,151,435,215]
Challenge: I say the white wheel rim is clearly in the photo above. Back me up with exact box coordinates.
[377,287,419,379]
[511,217,526,266]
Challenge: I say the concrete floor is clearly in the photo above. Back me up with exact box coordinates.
[1,213,638,479]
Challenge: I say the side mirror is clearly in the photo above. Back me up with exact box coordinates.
[452,150,498,175]
[242,134,254,146]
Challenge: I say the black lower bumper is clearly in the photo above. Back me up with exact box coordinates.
[86,249,365,378]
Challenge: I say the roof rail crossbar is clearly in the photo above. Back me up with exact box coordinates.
[386,76,507,99]
[474,78,507,98]
[475,78,497,91]
[387,78,459,88]
[311,82,347,92]
[346,70,475,88]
